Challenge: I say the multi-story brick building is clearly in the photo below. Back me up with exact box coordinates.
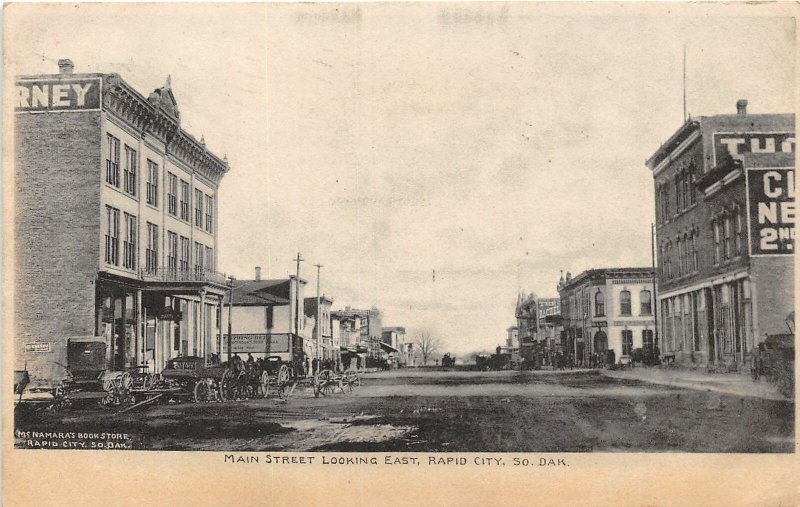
[14,60,230,386]
[304,295,334,363]
[331,306,383,362]
[558,268,656,365]
[646,100,795,368]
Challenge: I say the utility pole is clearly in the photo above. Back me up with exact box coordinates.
[293,252,303,366]
[227,276,235,363]
[315,263,323,366]
[683,44,687,122]
[651,223,659,353]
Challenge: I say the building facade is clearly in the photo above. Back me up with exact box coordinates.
[331,306,383,361]
[381,326,407,367]
[558,268,656,365]
[220,269,310,365]
[646,100,795,367]
[304,296,335,364]
[14,60,230,386]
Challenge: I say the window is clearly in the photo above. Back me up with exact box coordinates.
[675,174,683,213]
[167,231,178,273]
[123,146,137,196]
[640,290,652,315]
[663,184,671,221]
[594,291,605,317]
[167,172,178,215]
[194,242,204,273]
[205,246,214,271]
[180,180,190,221]
[688,170,696,205]
[146,222,159,274]
[723,215,732,260]
[146,160,159,207]
[642,330,654,352]
[713,220,721,264]
[619,290,631,316]
[105,134,120,187]
[179,236,190,272]
[195,189,204,227]
[205,194,213,232]
[622,330,633,356]
[735,210,743,256]
[691,233,698,272]
[676,238,683,277]
[123,213,137,269]
[105,206,119,265]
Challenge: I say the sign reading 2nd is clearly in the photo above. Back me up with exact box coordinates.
[747,167,796,256]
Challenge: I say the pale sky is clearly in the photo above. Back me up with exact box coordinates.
[6,3,795,356]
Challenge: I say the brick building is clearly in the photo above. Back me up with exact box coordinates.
[646,100,795,368]
[331,306,383,362]
[14,60,230,386]
[558,268,656,365]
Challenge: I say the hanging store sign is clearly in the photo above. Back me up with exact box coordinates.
[713,132,795,166]
[15,77,102,112]
[222,334,291,354]
[746,167,795,256]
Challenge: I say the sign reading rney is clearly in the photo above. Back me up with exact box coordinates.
[746,166,795,256]
[222,334,291,354]
[15,77,102,112]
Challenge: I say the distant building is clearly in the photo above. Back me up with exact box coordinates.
[304,296,335,364]
[514,293,561,368]
[381,326,407,367]
[646,100,795,367]
[331,306,383,361]
[220,267,310,364]
[558,268,656,365]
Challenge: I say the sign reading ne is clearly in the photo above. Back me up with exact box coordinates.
[16,77,101,112]
[714,132,795,166]
[222,334,291,353]
[747,167,795,256]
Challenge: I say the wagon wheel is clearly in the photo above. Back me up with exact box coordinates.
[276,364,290,384]
[342,369,360,395]
[317,369,337,397]
[193,378,211,402]
[259,370,270,398]
[97,377,118,408]
[219,368,236,402]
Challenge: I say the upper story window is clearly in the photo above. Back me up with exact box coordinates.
[619,290,632,316]
[688,170,696,206]
[690,233,698,272]
[146,222,159,274]
[640,290,652,315]
[205,246,214,271]
[105,134,120,188]
[180,180,190,221]
[594,290,605,317]
[735,210,743,256]
[723,215,733,260]
[123,213,137,270]
[146,160,159,207]
[105,205,119,265]
[713,220,721,265]
[194,241,204,272]
[167,172,178,216]
[179,236,190,272]
[675,173,683,214]
[205,194,213,233]
[167,231,178,273]
[123,146,137,196]
[194,189,203,227]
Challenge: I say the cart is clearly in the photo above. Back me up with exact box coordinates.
[157,356,228,403]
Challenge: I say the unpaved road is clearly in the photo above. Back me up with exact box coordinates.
[15,370,794,452]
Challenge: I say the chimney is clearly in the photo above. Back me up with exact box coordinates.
[255,266,261,281]
[57,59,74,74]
[736,99,748,116]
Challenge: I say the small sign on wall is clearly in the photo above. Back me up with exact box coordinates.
[25,342,51,353]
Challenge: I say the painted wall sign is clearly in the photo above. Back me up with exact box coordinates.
[221,334,291,353]
[713,132,795,166]
[15,77,102,112]
[746,167,795,256]
[25,343,52,353]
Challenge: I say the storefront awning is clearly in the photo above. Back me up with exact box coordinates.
[379,342,399,353]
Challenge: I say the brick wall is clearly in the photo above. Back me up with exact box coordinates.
[14,111,102,386]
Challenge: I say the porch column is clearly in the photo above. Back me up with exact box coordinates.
[136,289,143,367]
[200,290,207,366]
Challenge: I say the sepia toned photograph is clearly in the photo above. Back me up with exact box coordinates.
[3,2,796,493]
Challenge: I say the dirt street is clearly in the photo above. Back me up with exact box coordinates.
[14,370,794,452]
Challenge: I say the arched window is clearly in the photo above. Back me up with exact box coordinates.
[594,290,605,317]
[622,330,633,355]
[640,290,652,315]
[619,290,632,316]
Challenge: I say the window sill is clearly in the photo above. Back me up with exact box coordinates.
[105,182,138,202]
[146,202,159,212]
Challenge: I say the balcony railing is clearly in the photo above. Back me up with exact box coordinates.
[139,267,227,285]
